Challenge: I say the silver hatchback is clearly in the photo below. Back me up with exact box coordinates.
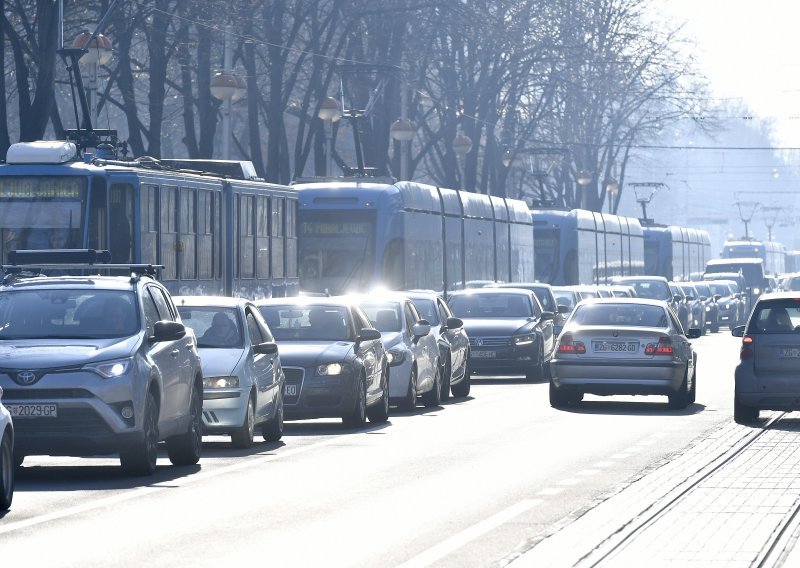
[733,293,800,423]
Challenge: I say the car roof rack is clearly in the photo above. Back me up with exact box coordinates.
[1,249,163,283]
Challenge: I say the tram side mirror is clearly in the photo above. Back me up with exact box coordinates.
[445,317,463,330]
[731,325,746,337]
[557,304,570,314]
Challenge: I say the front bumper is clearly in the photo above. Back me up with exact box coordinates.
[468,342,540,376]
[202,388,247,433]
[282,367,360,420]
[551,358,685,395]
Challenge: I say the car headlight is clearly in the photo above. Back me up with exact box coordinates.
[705,306,711,312]
[203,376,240,388]
[513,333,535,346]
[86,358,133,379]
[316,363,345,376]
[725,303,731,309]
[387,348,407,366]
[753,288,761,295]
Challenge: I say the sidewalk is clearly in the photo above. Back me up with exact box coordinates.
[511,413,800,567]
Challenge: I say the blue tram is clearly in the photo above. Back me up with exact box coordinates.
[721,239,785,276]
[643,224,712,281]
[0,141,298,298]
[294,180,534,295]
[531,208,645,285]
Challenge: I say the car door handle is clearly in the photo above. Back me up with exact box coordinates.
[171,348,180,357]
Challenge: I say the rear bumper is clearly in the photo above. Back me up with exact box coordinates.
[735,364,800,410]
[551,358,685,395]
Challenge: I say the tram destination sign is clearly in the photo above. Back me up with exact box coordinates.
[299,221,371,236]
[0,177,84,199]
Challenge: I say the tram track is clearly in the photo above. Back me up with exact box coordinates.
[581,412,792,567]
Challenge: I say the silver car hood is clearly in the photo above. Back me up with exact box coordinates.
[196,347,245,377]
[380,331,404,349]
[0,336,141,369]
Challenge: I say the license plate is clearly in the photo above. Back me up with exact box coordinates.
[781,348,800,358]
[284,384,298,396]
[471,350,496,358]
[6,403,58,418]
[593,341,638,353]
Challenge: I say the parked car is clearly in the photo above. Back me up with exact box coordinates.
[692,282,721,333]
[732,293,800,423]
[175,296,285,448]
[487,282,568,336]
[448,288,555,381]
[354,294,442,410]
[676,282,706,335]
[256,298,389,426]
[550,298,700,409]
[0,386,13,511]
[0,250,203,476]
[405,291,471,399]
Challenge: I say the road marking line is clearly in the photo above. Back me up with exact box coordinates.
[537,487,564,496]
[0,435,349,536]
[593,461,615,468]
[576,469,600,476]
[609,453,631,459]
[557,478,582,486]
[397,499,541,568]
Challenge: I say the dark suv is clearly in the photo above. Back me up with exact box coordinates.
[0,250,203,475]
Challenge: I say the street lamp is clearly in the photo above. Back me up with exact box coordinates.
[72,31,113,124]
[390,118,415,180]
[502,148,513,168]
[575,170,592,208]
[211,71,242,159]
[605,177,619,214]
[452,133,472,190]
[318,97,341,177]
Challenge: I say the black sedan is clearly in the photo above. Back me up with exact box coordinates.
[448,288,555,381]
[255,298,389,427]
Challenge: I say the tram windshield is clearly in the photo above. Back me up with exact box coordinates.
[533,228,559,283]
[298,210,375,294]
[0,176,87,260]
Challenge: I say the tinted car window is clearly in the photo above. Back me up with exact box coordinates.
[149,287,175,321]
[359,302,403,332]
[246,312,264,345]
[412,298,440,325]
[553,291,575,309]
[449,293,533,318]
[748,300,800,334]
[695,284,712,297]
[531,287,555,311]
[570,303,668,327]
[259,305,353,341]
[0,289,139,339]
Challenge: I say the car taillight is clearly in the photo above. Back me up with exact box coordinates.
[645,336,673,356]
[558,334,586,354]
[740,335,754,360]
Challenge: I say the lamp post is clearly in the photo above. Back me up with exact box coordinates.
[604,177,619,214]
[502,148,513,168]
[209,26,242,159]
[576,170,592,209]
[72,31,113,124]
[452,133,473,190]
[390,118,415,180]
[318,97,342,177]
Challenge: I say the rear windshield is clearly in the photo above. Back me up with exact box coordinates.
[706,263,763,284]
[570,303,668,328]
[553,291,575,310]
[627,280,670,300]
[449,293,534,318]
[747,300,800,334]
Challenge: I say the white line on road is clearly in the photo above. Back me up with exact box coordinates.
[397,499,541,568]
[537,487,565,496]
[557,478,582,486]
[0,435,350,536]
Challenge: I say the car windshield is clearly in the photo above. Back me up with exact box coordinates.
[0,289,139,339]
[358,302,403,332]
[570,303,668,328]
[177,306,243,349]
[553,291,575,309]
[258,305,353,341]
[626,280,670,300]
[748,300,800,334]
[449,293,533,318]
[410,298,439,325]
[695,284,711,297]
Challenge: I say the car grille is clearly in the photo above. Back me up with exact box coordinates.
[469,337,510,347]
[1,388,95,400]
[283,367,304,405]
[12,408,111,436]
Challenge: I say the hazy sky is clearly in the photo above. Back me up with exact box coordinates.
[655,0,800,147]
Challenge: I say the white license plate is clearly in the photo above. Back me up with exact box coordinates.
[781,348,800,358]
[472,350,496,359]
[7,403,58,418]
[593,341,638,353]
[284,384,298,396]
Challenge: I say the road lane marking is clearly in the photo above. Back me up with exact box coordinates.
[398,499,541,568]
[593,461,615,468]
[609,453,631,459]
[0,434,351,536]
[557,478,582,486]
[576,469,600,476]
[537,488,564,496]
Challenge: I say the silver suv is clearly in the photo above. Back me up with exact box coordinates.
[0,251,203,475]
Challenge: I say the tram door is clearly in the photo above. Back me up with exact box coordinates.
[109,184,134,263]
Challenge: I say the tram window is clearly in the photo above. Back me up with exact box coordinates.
[285,200,298,278]
[197,190,214,280]
[141,185,158,265]
[180,188,197,279]
[271,198,284,237]
[271,197,285,278]
[239,194,255,278]
[161,187,178,280]
[108,184,134,263]
[88,178,107,251]
[286,200,296,236]
[257,197,269,279]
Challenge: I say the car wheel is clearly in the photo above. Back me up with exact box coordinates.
[0,430,14,511]
[120,391,159,476]
[549,380,571,409]
[397,367,417,411]
[262,391,284,442]
[231,395,255,449]
[526,342,546,381]
[711,319,720,333]
[734,396,759,424]
[451,367,471,398]
[668,370,689,410]
[440,356,451,402]
[13,453,23,469]
[166,383,203,466]
[688,367,697,404]
[422,365,442,408]
[342,377,367,427]
[367,366,390,423]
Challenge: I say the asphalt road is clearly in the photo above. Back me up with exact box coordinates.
[0,330,741,567]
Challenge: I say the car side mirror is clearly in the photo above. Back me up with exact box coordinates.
[557,304,570,314]
[731,326,746,337]
[153,320,186,342]
[673,294,682,303]
[714,294,722,301]
[686,328,702,339]
[412,322,431,338]
[699,296,707,302]
[254,341,278,355]
[357,328,382,342]
[445,317,463,329]
[540,311,554,321]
